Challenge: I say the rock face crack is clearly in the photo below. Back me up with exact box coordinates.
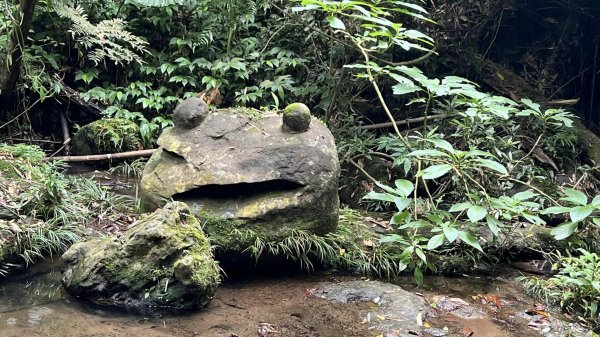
[206,119,251,140]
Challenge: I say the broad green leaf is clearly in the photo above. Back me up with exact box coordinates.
[392,83,421,95]
[327,16,346,30]
[458,231,483,252]
[421,164,452,180]
[449,202,472,212]
[408,149,449,158]
[486,215,502,237]
[592,194,600,206]
[394,197,412,212]
[551,222,578,240]
[570,205,594,222]
[415,248,427,263]
[443,226,459,243]
[379,234,405,244]
[375,181,400,195]
[593,217,600,227]
[390,211,410,225]
[398,220,429,230]
[363,192,395,202]
[474,159,508,175]
[394,179,414,197]
[427,234,445,250]
[541,206,572,215]
[414,267,424,286]
[427,139,454,152]
[513,190,538,201]
[562,188,588,206]
[467,205,487,222]
[520,98,541,113]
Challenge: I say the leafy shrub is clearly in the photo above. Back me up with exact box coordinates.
[520,249,600,329]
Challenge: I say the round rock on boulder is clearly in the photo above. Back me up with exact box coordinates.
[282,103,311,133]
[173,96,209,129]
[61,202,220,312]
[140,108,340,251]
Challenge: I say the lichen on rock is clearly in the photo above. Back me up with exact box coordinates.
[61,202,220,312]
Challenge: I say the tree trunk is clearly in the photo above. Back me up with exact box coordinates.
[0,0,38,111]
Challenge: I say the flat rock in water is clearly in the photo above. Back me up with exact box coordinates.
[315,280,429,337]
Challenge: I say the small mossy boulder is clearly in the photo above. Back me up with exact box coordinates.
[61,202,220,312]
[282,103,311,133]
[72,118,140,155]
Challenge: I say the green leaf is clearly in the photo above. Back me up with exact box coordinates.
[541,206,572,215]
[449,202,472,212]
[592,195,600,206]
[427,234,445,250]
[474,159,508,175]
[414,267,424,286]
[551,222,578,240]
[562,188,588,206]
[394,179,414,197]
[592,217,600,227]
[467,205,487,222]
[443,226,459,243]
[513,190,538,201]
[458,231,483,252]
[427,139,454,152]
[408,149,449,158]
[392,83,421,95]
[394,197,412,212]
[486,216,502,237]
[379,234,405,244]
[390,211,410,225]
[570,205,594,222]
[363,192,395,202]
[327,16,346,30]
[415,248,427,263]
[421,164,452,180]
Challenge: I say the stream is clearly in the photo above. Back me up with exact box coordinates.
[0,258,588,337]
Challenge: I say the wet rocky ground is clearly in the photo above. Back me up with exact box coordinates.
[0,259,592,337]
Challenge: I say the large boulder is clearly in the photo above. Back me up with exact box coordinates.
[61,202,220,312]
[139,107,340,250]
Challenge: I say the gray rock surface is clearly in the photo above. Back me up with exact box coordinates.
[316,280,430,337]
[140,108,340,249]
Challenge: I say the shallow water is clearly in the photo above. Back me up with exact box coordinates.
[0,258,578,337]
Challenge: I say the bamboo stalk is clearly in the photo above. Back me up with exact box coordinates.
[44,149,157,162]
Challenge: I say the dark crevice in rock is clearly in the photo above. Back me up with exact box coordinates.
[162,149,187,162]
[173,180,304,201]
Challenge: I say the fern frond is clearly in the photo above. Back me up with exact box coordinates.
[53,5,148,65]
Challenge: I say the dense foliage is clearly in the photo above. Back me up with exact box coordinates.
[1,0,599,329]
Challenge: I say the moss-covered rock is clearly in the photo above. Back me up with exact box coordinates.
[61,202,220,312]
[282,103,311,133]
[72,118,140,155]
[140,108,340,251]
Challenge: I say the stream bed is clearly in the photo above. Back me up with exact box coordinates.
[0,258,590,337]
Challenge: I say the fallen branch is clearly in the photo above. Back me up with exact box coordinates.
[357,115,447,130]
[44,149,157,162]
